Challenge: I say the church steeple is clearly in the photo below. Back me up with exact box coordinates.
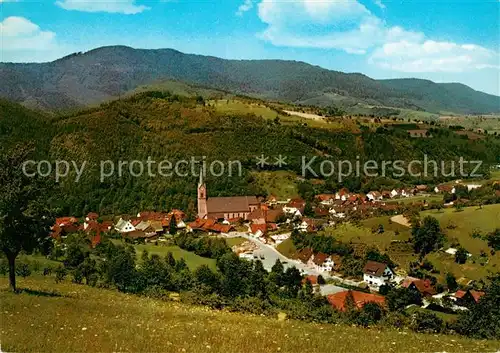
[197,167,207,219]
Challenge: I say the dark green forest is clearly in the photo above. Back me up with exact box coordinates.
[1,92,499,217]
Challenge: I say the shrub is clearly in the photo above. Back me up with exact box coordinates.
[411,311,444,333]
[72,268,84,284]
[43,266,53,276]
[55,265,67,283]
[16,262,31,278]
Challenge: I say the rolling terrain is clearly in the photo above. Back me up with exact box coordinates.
[1,93,500,216]
[2,276,499,353]
[1,46,499,114]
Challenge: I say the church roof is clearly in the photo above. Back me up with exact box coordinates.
[207,196,259,214]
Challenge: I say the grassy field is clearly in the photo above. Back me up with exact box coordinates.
[276,238,297,258]
[251,170,299,199]
[209,99,278,120]
[421,204,500,255]
[2,277,499,353]
[111,240,217,270]
[322,221,411,249]
[225,237,247,247]
[386,194,443,205]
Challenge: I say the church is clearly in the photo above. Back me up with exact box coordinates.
[197,172,259,220]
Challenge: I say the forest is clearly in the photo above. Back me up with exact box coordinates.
[1,93,500,217]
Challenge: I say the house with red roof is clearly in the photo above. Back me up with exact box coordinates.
[454,289,485,306]
[327,290,386,311]
[402,277,437,297]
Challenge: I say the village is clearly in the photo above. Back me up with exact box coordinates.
[48,172,499,317]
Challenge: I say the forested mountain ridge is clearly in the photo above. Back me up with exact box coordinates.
[1,45,498,114]
[1,93,499,217]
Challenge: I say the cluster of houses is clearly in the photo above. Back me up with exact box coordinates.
[301,257,486,313]
[51,213,113,247]
[51,210,188,246]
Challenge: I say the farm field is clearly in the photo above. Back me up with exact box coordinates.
[111,240,217,270]
[2,276,499,353]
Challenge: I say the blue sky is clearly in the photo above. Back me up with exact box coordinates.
[1,0,499,95]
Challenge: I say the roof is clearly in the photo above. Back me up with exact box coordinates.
[250,223,267,235]
[315,194,336,201]
[296,248,314,263]
[408,279,437,296]
[407,129,428,135]
[189,218,234,233]
[363,261,388,277]
[302,275,318,285]
[313,252,330,266]
[455,289,485,303]
[207,196,259,213]
[327,290,386,311]
[287,198,306,208]
[125,230,150,239]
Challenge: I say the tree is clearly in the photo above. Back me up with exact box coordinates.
[303,202,314,217]
[386,287,422,311]
[317,274,326,285]
[357,302,385,327]
[411,311,444,333]
[455,274,500,339]
[446,272,458,291]
[0,146,54,291]
[282,267,302,298]
[411,216,445,256]
[455,247,468,264]
[169,215,177,235]
[486,229,500,250]
[269,259,284,288]
[249,260,268,299]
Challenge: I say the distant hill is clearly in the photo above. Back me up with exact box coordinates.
[1,46,498,114]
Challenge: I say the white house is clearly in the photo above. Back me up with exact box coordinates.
[390,189,399,198]
[367,191,383,202]
[335,188,350,201]
[311,253,335,273]
[114,218,136,233]
[434,185,456,194]
[363,261,393,288]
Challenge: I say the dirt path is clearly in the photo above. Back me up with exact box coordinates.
[391,214,411,227]
[283,110,325,121]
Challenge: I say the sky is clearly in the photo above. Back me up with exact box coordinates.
[1,0,499,95]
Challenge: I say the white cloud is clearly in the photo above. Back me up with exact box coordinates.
[0,16,56,51]
[256,0,421,54]
[374,0,386,9]
[237,0,254,16]
[370,40,499,72]
[254,0,498,73]
[55,0,149,14]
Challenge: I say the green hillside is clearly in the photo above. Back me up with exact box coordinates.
[2,276,499,353]
[1,46,498,114]
[1,94,500,216]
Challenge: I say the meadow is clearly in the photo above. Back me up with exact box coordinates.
[2,276,499,353]
[110,240,217,270]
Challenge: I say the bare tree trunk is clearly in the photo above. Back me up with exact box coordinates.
[7,253,16,292]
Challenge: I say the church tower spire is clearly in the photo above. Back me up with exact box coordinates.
[197,167,207,219]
